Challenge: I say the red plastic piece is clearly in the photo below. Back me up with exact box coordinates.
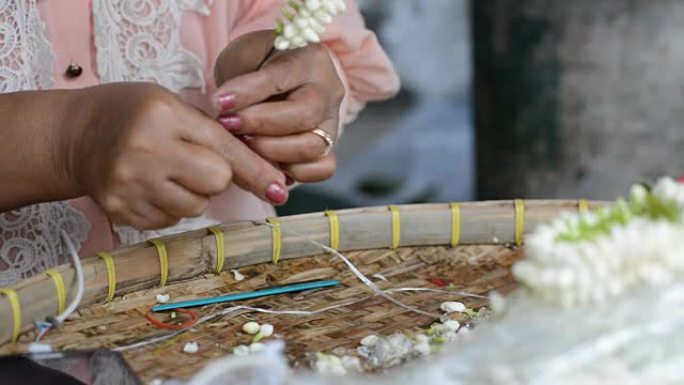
[146,308,199,331]
[427,277,448,287]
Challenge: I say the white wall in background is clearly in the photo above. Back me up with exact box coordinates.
[306,0,474,206]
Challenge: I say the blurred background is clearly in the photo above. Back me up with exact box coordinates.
[280,0,684,215]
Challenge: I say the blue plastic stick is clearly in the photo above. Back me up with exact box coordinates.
[152,279,340,312]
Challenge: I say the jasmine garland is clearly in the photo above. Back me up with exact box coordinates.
[513,177,684,307]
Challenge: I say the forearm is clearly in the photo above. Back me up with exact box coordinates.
[0,90,81,211]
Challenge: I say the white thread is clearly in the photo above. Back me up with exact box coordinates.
[55,230,84,324]
[35,230,85,341]
[112,223,483,352]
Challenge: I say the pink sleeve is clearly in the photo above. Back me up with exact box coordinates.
[229,0,401,125]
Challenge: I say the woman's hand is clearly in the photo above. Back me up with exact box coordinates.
[63,83,288,230]
[214,30,344,184]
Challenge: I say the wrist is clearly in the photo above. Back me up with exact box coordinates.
[0,90,88,210]
[50,88,96,199]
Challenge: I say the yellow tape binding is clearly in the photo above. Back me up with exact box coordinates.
[208,227,226,274]
[388,205,401,250]
[325,211,340,250]
[449,203,461,247]
[267,218,282,264]
[0,288,21,343]
[514,199,525,246]
[578,199,589,214]
[45,269,66,315]
[149,239,169,287]
[96,252,117,303]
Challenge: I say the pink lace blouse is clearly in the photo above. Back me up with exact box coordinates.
[0,0,399,285]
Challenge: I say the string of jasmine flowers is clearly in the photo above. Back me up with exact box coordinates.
[513,177,684,308]
[273,0,346,50]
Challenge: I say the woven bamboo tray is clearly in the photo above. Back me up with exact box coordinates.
[0,200,600,382]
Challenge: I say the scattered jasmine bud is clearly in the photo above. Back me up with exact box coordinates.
[156,294,170,304]
[442,320,461,332]
[442,330,459,342]
[413,342,431,356]
[249,342,266,353]
[372,273,388,281]
[231,269,245,281]
[149,379,164,385]
[314,353,347,375]
[242,321,260,335]
[414,334,430,344]
[233,344,250,356]
[183,341,199,354]
[340,356,362,372]
[252,323,275,343]
[440,301,467,313]
[259,323,274,338]
[170,311,177,320]
[360,335,378,346]
[488,291,506,313]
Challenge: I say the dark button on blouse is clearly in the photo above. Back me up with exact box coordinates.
[65,63,83,78]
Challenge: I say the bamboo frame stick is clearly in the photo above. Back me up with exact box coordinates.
[0,200,605,344]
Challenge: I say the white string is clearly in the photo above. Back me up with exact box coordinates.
[114,288,467,352]
[113,222,484,352]
[257,220,486,316]
[35,230,85,341]
[57,230,85,323]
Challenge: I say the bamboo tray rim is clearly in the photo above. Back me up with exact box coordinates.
[0,200,607,344]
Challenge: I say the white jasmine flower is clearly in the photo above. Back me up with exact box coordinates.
[631,183,648,203]
[242,321,261,335]
[183,341,199,354]
[414,334,430,344]
[440,301,467,313]
[442,320,461,332]
[360,334,378,346]
[314,353,347,375]
[233,344,250,356]
[488,291,506,314]
[413,342,431,356]
[156,293,170,303]
[231,269,245,281]
[274,0,347,50]
[340,356,362,372]
[259,323,274,338]
[357,334,414,368]
[442,330,459,342]
[249,342,266,353]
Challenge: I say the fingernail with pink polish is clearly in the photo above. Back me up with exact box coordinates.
[217,93,237,111]
[218,114,242,132]
[266,183,288,205]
